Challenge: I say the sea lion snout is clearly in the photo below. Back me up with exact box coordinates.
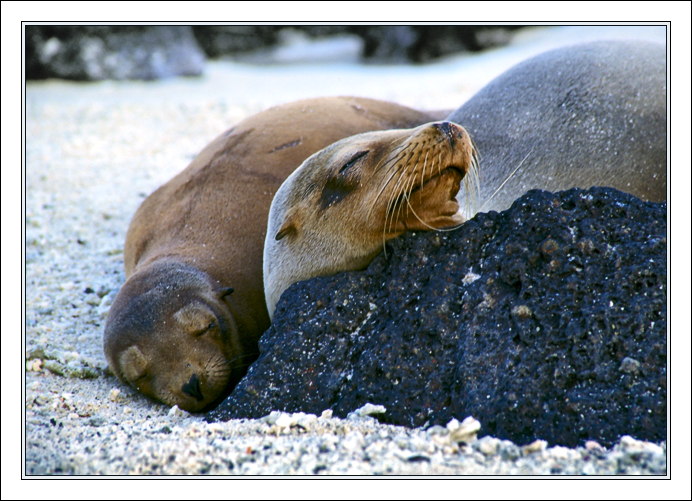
[182,373,204,401]
[431,121,464,147]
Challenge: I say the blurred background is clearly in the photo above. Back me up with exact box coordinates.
[24,24,667,116]
[26,25,531,80]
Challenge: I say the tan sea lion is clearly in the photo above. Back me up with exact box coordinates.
[263,40,666,319]
[103,96,448,412]
[263,121,479,318]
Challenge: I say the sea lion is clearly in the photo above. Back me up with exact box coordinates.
[263,40,666,318]
[103,96,448,412]
[447,39,667,212]
[264,120,479,318]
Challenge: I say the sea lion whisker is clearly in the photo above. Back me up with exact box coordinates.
[375,142,407,170]
[419,151,430,193]
[402,155,422,220]
[393,162,417,234]
[480,146,533,212]
[387,160,414,238]
[382,168,407,253]
[225,351,259,367]
[367,153,410,220]
[375,166,400,232]
[376,145,410,178]
[386,165,407,237]
[467,152,481,216]
[457,150,481,219]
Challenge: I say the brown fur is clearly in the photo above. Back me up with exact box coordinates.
[264,121,479,318]
[104,96,447,412]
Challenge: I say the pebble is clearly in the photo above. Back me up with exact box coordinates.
[549,445,575,460]
[585,440,604,451]
[347,403,387,419]
[26,359,43,372]
[447,416,481,443]
[167,405,190,418]
[273,412,317,430]
[619,435,664,455]
[477,436,501,455]
[108,388,121,402]
[619,357,642,374]
[523,439,548,454]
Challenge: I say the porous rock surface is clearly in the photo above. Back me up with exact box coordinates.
[209,188,667,448]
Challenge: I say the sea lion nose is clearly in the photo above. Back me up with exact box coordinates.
[432,121,462,147]
[182,373,204,401]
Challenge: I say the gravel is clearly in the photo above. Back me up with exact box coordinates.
[25,399,666,476]
[21,32,671,479]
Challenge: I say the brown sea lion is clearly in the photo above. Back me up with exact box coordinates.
[263,121,479,318]
[103,96,448,412]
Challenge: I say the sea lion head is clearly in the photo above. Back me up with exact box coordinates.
[104,261,249,412]
[264,121,479,317]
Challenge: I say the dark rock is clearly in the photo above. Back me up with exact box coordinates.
[191,25,523,63]
[191,26,279,58]
[25,25,524,81]
[351,25,524,63]
[208,187,667,447]
[25,26,205,81]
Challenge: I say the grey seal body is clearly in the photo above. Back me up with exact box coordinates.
[447,40,667,213]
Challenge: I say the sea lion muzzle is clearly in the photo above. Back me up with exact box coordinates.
[182,373,204,401]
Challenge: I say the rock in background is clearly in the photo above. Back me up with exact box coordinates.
[190,26,281,58]
[208,188,667,448]
[347,25,523,62]
[25,25,523,80]
[25,26,206,80]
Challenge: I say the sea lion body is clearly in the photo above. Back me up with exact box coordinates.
[447,39,667,212]
[104,96,446,411]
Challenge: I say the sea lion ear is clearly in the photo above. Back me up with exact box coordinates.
[275,220,296,241]
[216,287,234,299]
[119,345,148,383]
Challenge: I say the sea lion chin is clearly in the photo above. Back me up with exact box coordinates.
[263,120,479,318]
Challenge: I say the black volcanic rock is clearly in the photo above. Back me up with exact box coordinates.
[25,26,205,81]
[208,188,667,447]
